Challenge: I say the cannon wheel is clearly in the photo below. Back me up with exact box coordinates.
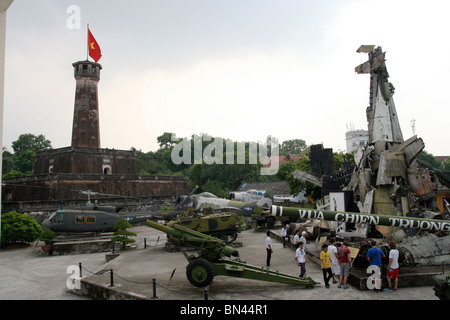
[186,258,214,287]
[229,231,238,243]
[266,216,276,228]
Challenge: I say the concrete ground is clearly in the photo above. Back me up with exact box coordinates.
[0,224,441,301]
[78,225,439,300]
[0,243,105,300]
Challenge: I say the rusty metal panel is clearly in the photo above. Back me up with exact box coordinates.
[373,186,399,236]
[403,138,425,165]
[407,167,438,198]
[357,168,372,203]
[355,60,371,74]
[376,151,407,185]
[390,135,425,165]
[356,45,376,53]
[371,52,385,71]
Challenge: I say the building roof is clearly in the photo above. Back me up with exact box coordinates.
[261,154,304,168]
[435,156,449,162]
[237,180,291,196]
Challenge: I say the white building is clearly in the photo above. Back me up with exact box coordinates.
[345,129,368,153]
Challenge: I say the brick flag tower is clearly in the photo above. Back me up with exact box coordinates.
[2,59,190,209]
[71,60,102,148]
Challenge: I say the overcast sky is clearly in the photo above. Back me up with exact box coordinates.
[3,0,450,156]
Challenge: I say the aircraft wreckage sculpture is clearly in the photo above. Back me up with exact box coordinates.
[145,220,318,288]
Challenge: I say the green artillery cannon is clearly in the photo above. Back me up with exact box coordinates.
[269,205,450,232]
[145,220,318,288]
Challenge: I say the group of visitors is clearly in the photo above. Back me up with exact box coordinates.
[365,240,400,292]
[320,239,400,291]
[267,227,400,292]
[321,238,352,289]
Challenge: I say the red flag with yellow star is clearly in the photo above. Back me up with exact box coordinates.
[88,28,102,62]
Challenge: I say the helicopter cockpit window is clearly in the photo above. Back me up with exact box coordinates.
[49,211,63,223]
[86,216,96,223]
[75,215,85,223]
[198,192,217,198]
[48,212,57,222]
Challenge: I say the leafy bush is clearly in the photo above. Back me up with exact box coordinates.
[111,218,137,250]
[1,211,43,245]
[40,228,56,245]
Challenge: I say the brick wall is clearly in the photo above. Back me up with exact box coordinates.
[2,173,190,210]
[33,147,139,175]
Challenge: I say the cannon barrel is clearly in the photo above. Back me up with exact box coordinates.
[147,219,227,241]
[146,219,181,237]
[146,219,237,258]
[270,205,450,233]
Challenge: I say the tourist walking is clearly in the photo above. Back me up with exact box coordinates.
[293,230,300,249]
[328,238,340,284]
[338,241,352,289]
[266,231,273,267]
[295,241,310,278]
[367,240,385,268]
[320,244,333,288]
[385,241,400,292]
[300,231,307,251]
[367,240,385,291]
[281,224,290,248]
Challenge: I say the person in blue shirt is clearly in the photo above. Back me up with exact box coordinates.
[367,241,385,267]
[367,241,385,291]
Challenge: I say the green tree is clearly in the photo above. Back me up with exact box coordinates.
[188,139,268,196]
[157,132,178,149]
[136,132,307,196]
[2,170,28,179]
[280,139,307,155]
[1,211,43,245]
[333,151,355,169]
[135,148,168,175]
[11,133,52,174]
[111,218,137,251]
[134,132,191,176]
[443,157,450,172]
[2,147,14,175]
[417,150,443,170]
[277,157,321,201]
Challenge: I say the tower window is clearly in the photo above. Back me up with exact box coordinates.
[103,164,112,174]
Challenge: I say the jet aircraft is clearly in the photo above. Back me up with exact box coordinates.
[151,189,271,220]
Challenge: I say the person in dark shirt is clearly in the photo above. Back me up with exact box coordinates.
[338,241,352,289]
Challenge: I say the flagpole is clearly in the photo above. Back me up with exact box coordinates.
[86,23,89,61]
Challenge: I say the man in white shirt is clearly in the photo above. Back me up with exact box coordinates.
[293,230,300,248]
[281,224,290,248]
[300,231,307,251]
[295,242,310,278]
[328,238,340,284]
[266,231,273,267]
[385,241,400,291]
